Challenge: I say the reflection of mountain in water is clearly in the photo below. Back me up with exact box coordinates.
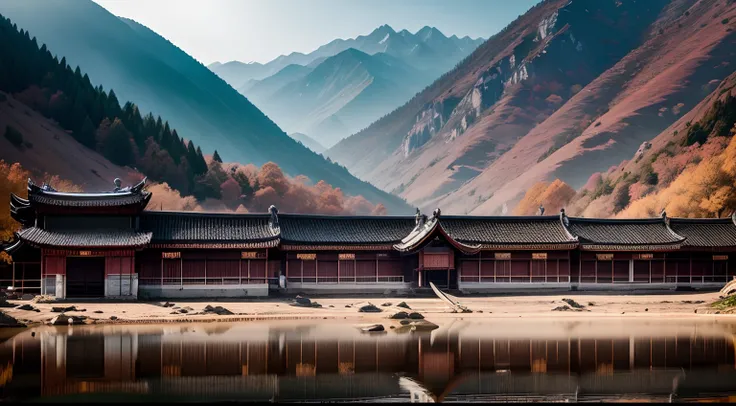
[1,320,736,402]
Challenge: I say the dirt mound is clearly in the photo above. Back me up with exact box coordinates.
[202,305,234,315]
[0,311,25,327]
[290,296,322,308]
[562,298,584,309]
[358,303,382,313]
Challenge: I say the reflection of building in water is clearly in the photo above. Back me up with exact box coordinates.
[0,326,727,402]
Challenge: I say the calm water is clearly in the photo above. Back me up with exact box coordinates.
[1,318,736,402]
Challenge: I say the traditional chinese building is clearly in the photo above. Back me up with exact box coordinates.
[2,179,735,299]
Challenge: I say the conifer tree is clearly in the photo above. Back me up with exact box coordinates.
[101,118,135,166]
[78,116,96,149]
[213,150,223,163]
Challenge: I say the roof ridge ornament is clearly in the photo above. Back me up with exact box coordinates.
[130,177,147,194]
[269,205,279,229]
[560,208,569,227]
[539,204,545,215]
[432,208,441,220]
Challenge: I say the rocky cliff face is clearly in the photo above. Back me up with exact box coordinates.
[329,0,736,216]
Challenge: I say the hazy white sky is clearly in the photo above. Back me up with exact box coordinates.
[92,0,538,65]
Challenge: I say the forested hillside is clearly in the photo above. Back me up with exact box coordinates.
[0,0,410,213]
[0,14,391,218]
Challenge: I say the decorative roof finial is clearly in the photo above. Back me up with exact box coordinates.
[560,208,569,227]
[432,208,441,220]
[660,208,667,219]
[113,178,122,192]
[539,204,545,216]
[415,208,422,225]
[269,205,279,228]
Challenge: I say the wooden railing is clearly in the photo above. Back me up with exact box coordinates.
[460,276,570,283]
[286,276,404,284]
[138,277,276,286]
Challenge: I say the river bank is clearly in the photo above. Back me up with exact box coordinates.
[0,290,732,327]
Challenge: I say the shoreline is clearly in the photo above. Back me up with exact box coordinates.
[1,290,733,327]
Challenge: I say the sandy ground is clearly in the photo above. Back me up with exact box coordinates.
[0,290,732,327]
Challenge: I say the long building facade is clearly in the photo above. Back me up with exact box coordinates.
[2,179,736,299]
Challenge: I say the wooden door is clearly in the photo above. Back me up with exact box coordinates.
[66,257,105,297]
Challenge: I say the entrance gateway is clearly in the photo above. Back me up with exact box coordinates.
[65,257,105,298]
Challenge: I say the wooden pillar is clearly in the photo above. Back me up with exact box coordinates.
[160,257,163,286]
[204,257,207,285]
[376,256,379,283]
[478,252,481,283]
[337,258,340,284]
[629,259,634,283]
[493,259,496,283]
[239,257,242,285]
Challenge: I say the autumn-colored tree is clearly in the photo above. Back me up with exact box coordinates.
[538,179,576,213]
[257,162,290,196]
[0,161,81,263]
[220,177,242,209]
[620,129,736,218]
[371,203,388,216]
[147,182,202,212]
[250,186,280,212]
[514,179,575,215]
[513,182,550,215]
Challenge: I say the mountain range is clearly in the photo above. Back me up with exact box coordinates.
[0,0,410,213]
[209,25,485,147]
[327,0,736,216]
[210,25,484,89]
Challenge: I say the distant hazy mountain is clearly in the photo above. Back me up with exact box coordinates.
[207,60,271,90]
[214,25,484,147]
[289,132,326,154]
[0,0,410,213]
[253,48,433,148]
[210,24,484,87]
[240,64,313,100]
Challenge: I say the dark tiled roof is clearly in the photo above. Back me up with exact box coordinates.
[140,211,279,243]
[440,216,577,245]
[29,192,150,207]
[393,217,481,254]
[279,214,416,245]
[1,237,22,253]
[26,178,151,209]
[566,217,684,246]
[668,217,736,247]
[17,227,152,248]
